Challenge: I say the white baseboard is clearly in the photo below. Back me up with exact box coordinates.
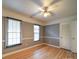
[3,43,60,57]
[43,43,60,48]
[3,43,45,57]
[71,49,77,53]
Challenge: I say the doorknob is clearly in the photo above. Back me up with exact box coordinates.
[72,37,75,40]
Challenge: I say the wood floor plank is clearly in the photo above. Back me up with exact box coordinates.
[3,45,77,59]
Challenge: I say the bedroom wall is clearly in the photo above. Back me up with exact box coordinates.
[44,24,60,46]
[2,18,44,54]
[2,7,45,54]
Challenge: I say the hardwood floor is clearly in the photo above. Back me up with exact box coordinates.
[3,45,77,59]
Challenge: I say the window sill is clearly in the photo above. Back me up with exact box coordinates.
[5,43,22,48]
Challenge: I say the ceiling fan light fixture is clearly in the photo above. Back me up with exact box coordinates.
[44,12,50,17]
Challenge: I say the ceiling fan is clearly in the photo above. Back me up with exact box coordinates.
[31,0,61,17]
[38,6,54,17]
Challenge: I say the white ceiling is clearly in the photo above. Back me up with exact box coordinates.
[2,0,77,21]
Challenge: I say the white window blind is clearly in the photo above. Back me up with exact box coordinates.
[7,19,21,47]
[34,25,40,41]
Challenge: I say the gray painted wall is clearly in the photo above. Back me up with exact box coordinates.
[2,17,44,54]
[44,24,60,46]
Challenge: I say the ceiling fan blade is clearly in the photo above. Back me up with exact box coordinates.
[49,11,60,18]
[31,0,43,7]
[31,11,41,17]
[49,11,55,16]
[48,0,61,7]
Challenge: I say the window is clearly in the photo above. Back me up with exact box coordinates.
[34,25,40,41]
[6,18,21,47]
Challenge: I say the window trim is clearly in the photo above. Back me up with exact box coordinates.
[4,17,22,48]
[34,24,40,41]
[6,43,22,48]
[4,17,22,21]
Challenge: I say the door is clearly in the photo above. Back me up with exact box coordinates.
[60,23,71,50]
[70,20,77,53]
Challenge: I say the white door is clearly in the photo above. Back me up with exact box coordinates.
[70,20,77,53]
[60,23,71,50]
